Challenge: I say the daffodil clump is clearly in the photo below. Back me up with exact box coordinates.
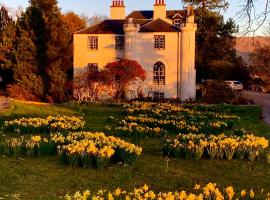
[4,115,85,134]
[163,133,269,161]
[58,132,142,169]
[118,102,240,137]
[3,132,142,169]
[114,121,167,143]
[65,182,270,200]
[4,135,56,156]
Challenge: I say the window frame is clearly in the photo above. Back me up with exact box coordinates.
[173,19,182,28]
[153,92,165,99]
[115,35,125,51]
[87,63,99,74]
[153,62,166,86]
[154,35,165,50]
[88,36,98,51]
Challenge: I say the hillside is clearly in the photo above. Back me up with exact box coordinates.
[235,36,270,64]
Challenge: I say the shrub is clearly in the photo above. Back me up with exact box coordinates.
[7,84,40,102]
[202,80,235,104]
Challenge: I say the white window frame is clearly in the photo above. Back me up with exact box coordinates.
[88,36,98,50]
[115,35,125,51]
[174,19,182,28]
[153,62,166,86]
[87,63,98,74]
[154,92,164,99]
[154,35,165,50]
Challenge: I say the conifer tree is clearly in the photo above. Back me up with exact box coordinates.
[0,6,16,88]
[29,0,73,102]
[12,8,44,99]
[0,6,16,70]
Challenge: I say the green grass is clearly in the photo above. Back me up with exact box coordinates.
[0,101,269,199]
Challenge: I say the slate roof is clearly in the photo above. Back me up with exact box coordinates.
[76,20,125,34]
[140,19,180,32]
[75,10,186,34]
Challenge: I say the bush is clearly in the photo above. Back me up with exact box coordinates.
[202,80,235,104]
[231,94,251,105]
[7,84,40,102]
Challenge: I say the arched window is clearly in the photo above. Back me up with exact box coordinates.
[153,62,165,85]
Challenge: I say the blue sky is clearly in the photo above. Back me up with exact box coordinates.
[0,0,268,34]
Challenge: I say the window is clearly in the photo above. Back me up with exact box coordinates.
[88,36,98,50]
[115,36,125,50]
[87,63,98,74]
[153,62,165,85]
[174,19,182,28]
[154,35,165,50]
[154,92,164,99]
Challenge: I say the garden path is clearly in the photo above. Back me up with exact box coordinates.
[243,90,270,126]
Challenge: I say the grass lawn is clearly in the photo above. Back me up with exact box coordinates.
[0,101,269,199]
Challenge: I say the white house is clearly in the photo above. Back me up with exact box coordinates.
[74,0,197,100]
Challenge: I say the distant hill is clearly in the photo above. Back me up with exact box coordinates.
[235,36,270,64]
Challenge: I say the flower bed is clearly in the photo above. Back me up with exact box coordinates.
[59,132,142,168]
[64,182,270,200]
[2,132,142,169]
[162,133,269,161]
[113,102,240,141]
[4,115,85,134]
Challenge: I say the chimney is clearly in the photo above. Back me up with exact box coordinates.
[110,0,126,20]
[154,0,167,20]
[186,5,195,23]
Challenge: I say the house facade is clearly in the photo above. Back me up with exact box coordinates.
[74,0,197,100]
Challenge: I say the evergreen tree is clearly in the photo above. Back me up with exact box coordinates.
[0,6,16,88]
[0,6,16,70]
[195,11,239,82]
[13,15,44,98]
[29,0,73,102]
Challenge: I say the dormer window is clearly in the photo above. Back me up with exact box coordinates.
[115,35,125,50]
[88,36,98,50]
[174,19,182,28]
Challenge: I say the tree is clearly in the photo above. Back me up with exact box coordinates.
[0,6,16,70]
[100,59,146,100]
[238,0,270,32]
[249,22,270,85]
[250,43,270,79]
[7,7,45,100]
[73,69,104,102]
[195,11,239,82]
[62,11,86,33]
[82,13,107,26]
[0,6,16,89]
[29,0,73,102]
[182,0,228,12]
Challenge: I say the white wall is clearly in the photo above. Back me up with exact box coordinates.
[73,34,124,72]
[125,32,181,99]
[73,29,197,100]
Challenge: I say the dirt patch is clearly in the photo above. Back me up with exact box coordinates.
[0,96,10,112]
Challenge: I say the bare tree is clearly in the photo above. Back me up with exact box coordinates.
[238,0,270,33]
[80,13,107,27]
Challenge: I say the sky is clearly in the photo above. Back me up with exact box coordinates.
[0,0,268,35]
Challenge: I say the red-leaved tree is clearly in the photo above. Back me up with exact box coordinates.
[100,59,146,99]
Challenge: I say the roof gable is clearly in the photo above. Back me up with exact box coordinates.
[139,19,180,32]
[172,13,184,19]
